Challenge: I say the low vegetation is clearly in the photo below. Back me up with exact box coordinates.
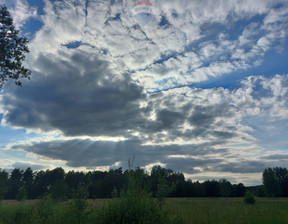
[1,197,288,224]
[0,168,182,224]
[169,197,288,224]
[244,191,256,204]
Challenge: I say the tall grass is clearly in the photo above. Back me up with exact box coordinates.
[0,197,67,224]
[1,197,288,223]
[167,197,288,224]
[0,169,183,224]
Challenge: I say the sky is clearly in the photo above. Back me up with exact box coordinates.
[0,0,288,186]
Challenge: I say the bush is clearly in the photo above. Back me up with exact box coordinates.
[66,184,90,224]
[97,169,182,224]
[244,191,256,204]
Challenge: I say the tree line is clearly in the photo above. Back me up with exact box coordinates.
[0,166,287,201]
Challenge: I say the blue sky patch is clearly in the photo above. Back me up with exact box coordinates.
[1,0,288,185]
[63,41,82,49]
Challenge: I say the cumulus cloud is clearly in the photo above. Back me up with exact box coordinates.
[233,75,288,118]
[5,73,288,183]
[14,0,287,91]
[2,50,146,137]
[1,0,37,29]
[1,0,288,184]
[9,138,230,173]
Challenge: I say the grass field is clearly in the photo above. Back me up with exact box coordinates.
[166,198,288,224]
[1,197,288,224]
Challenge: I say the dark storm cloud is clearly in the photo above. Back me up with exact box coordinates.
[215,161,267,174]
[261,154,288,160]
[150,109,185,131]
[189,104,234,127]
[140,89,238,144]
[12,139,167,168]
[2,50,240,144]
[12,138,228,171]
[3,51,147,137]
[212,131,236,139]
[186,104,236,139]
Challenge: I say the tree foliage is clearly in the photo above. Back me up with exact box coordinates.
[6,168,23,199]
[244,191,256,204]
[0,166,251,200]
[0,169,8,200]
[0,5,31,87]
[219,179,233,197]
[233,183,246,197]
[263,167,288,197]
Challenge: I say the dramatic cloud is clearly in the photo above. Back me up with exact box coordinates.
[1,0,288,185]
[4,73,288,185]
[2,51,147,137]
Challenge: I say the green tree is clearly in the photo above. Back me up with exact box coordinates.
[156,176,173,206]
[23,167,33,199]
[193,181,205,197]
[263,168,283,197]
[257,185,265,197]
[49,167,65,184]
[169,172,185,197]
[49,180,69,202]
[0,169,8,200]
[48,168,68,201]
[274,167,288,197]
[7,168,24,199]
[32,170,49,198]
[183,179,194,197]
[0,5,31,87]
[89,171,107,198]
[219,179,232,197]
[233,183,246,197]
[203,180,220,197]
[65,170,86,193]
[150,165,173,196]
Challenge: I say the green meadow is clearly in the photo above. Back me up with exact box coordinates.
[1,198,288,224]
[166,198,288,224]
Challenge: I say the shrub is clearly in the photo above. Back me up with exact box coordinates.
[97,169,182,224]
[244,191,256,204]
[66,184,90,224]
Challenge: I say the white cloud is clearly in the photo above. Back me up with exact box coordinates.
[21,0,287,91]
[3,72,288,185]
[5,0,37,29]
[1,0,288,185]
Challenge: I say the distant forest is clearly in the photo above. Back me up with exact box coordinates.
[0,166,287,200]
